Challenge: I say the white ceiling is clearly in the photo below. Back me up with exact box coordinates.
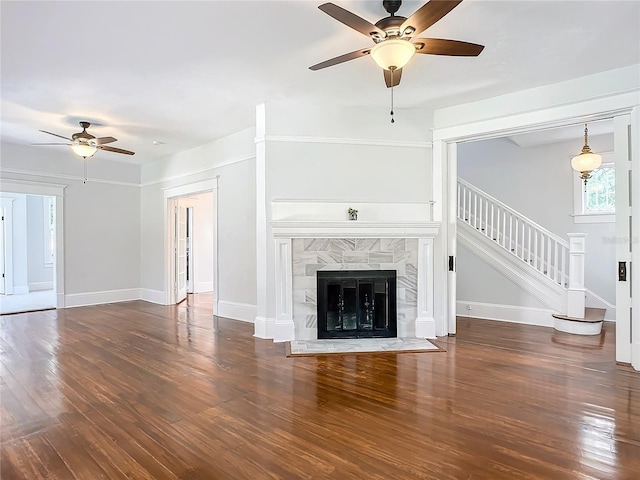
[1,0,639,165]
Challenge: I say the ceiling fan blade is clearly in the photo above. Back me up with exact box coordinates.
[309,48,371,71]
[97,145,135,155]
[401,0,464,36]
[413,38,484,56]
[39,130,72,141]
[31,143,71,146]
[318,3,384,39]
[384,68,402,88]
[93,136,117,145]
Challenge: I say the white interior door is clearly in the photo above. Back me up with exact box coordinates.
[175,204,187,304]
[614,114,633,364]
[186,207,193,294]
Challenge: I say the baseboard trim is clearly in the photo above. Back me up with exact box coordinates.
[585,289,616,322]
[65,288,141,308]
[29,281,54,291]
[254,316,275,339]
[140,288,166,305]
[457,301,555,328]
[273,320,295,343]
[217,300,256,323]
[632,343,640,372]
[415,316,436,339]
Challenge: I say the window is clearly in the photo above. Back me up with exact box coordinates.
[585,164,615,213]
[573,152,615,223]
[43,196,55,265]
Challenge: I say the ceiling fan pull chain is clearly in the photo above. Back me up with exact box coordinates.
[83,158,87,184]
[390,70,395,124]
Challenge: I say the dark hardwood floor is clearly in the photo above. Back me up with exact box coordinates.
[1,295,639,479]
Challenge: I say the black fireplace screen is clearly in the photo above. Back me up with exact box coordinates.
[317,270,397,339]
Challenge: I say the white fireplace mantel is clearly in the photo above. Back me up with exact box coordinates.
[270,220,441,342]
[271,220,441,239]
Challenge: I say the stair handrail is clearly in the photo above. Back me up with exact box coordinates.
[457,178,569,248]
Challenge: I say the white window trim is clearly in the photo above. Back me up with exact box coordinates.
[572,151,615,223]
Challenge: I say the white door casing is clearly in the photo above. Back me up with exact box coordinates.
[163,178,219,312]
[614,114,632,364]
[0,181,65,306]
[175,204,187,304]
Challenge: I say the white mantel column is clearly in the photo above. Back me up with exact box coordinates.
[273,238,294,342]
[566,233,587,318]
[416,238,436,338]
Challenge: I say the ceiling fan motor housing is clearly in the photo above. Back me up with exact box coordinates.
[375,15,407,37]
[383,0,402,16]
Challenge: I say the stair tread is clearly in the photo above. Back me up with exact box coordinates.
[552,307,606,323]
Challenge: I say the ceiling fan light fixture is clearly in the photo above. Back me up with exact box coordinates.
[71,141,97,158]
[370,38,416,71]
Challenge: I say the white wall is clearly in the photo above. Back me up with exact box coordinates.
[26,194,54,290]
[139,127,257,316]
[1,143,141,305]
[457,243,547,308]
[457,134,616,311]
[255,102,437,339]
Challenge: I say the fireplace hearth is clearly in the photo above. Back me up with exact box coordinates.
[317,270,397,339]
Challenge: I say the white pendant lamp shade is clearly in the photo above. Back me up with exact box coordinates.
[571,124,602,183]
[71,142,97,158]
[571,151,602,174]
[370,38,416,71]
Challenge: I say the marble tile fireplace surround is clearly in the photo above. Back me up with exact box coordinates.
[270,201,440,342]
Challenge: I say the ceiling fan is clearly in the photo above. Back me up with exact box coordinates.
[34,121,135,158]
[310,0,484,88]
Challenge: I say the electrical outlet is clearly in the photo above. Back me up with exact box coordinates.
[466,304,472,311]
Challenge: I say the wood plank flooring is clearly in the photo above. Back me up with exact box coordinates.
[1,295,639,479]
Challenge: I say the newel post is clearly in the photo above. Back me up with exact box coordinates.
[566,233,587,318]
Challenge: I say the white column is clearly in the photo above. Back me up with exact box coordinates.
[254,104,273,338]
[273,238,294,342]
[566,233,587,318]
[416,237,436,338]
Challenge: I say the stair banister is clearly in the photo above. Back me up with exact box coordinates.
[457,179,588,316]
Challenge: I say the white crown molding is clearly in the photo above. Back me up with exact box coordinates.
[0,168,138,187]
[141,153,255,187]
[261,134,432,149]
[272,198,436,205]
[0,177,68,196]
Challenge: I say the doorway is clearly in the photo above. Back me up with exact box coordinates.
[0,194,57,314]
[436,108,638,370]
[0,180,65,314]
[163,179,218,313]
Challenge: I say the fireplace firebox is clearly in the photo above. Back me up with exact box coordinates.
[317,270,397,339]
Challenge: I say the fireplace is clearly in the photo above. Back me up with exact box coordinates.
[317,270,397,339]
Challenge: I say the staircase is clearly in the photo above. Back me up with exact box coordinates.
[457,179,604,334]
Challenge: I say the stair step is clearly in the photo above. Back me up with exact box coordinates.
[552,307,606,323]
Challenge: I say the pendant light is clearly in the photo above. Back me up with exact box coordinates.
[571,123,602,184]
